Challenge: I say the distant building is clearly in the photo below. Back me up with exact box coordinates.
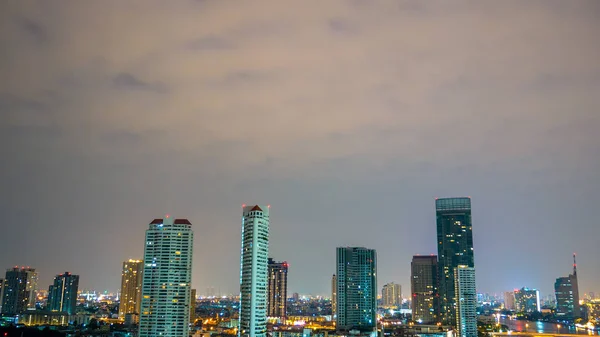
[587,300,600,323]
[267,258,288,318]
[119,259,143,319]
[411,255,439,324]
[47,272,79,315]
[382,283,401,308]
[0,278,5,314]
[514,288,540,313]
[331,274,337,319]
[454,266,477,337]
[555,254,580,320]
[436,197,474,326]
[336,247,377,333]
[1,267,38,315]
[190,289,196,323]
[239,205,270,337]
[292,293,299,301]
[139,216,194,337]
[504,291,515,310]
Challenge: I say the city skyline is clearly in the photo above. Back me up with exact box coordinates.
[1,0,600,298]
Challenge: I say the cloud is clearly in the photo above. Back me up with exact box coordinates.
[112,72,167,93]
[0,0,599,297]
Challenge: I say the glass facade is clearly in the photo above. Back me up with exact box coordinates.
[47,272,79,315]
[267,258,288,319]
[436,197,474,325]
[411,255,439,324]
[336,247,377,332]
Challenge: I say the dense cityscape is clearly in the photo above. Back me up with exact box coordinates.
[0,199,598,337]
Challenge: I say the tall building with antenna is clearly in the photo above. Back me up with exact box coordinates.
[554,253,580,319]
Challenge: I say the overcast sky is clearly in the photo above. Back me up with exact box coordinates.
[1,0,599,298]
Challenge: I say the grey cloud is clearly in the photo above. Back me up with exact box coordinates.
[328,18,358,34]
[187,36,234,51]
[17,18,47,44]
[112,72,167,93]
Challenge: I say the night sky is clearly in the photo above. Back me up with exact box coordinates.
[1,1,599,298]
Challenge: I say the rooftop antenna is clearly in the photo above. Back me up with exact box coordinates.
[573,253,577,276]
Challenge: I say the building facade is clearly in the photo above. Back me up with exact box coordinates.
[411,255,439,324]
[555,255,580,320]
[514,288,540,313]
[119,259,144,319]
[436,197,474,325]
[336,247,377,333]
[454,266,477,337]
[331,274,337,320]
[239,205,270,337]
[139,216,194,337]
[0,278,5,314]
[382,283,401,308]
[47,272,79,315]
[504,291,515,310]
[267,258,288,319]
[1,267,38,315]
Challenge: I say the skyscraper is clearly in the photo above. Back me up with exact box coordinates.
[336,247,377,333]
[139,216,194,337]
[47,272,79,315]
[331,274,337,319]
[239,205,270,337]
[411,255,439,324]
[514,288,540,313]
[0,279,5,314]
[555,254,580,320]
[267,258,288,319]
[454,266,477,337]
[382,283,401,308]
[436,197,474,325]
[190,289,196,324]
[504,291,515,310]
[119,259,143,319]
[1,267,38,315]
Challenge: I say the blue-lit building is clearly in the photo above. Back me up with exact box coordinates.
[47,272,79,315]
[436,197,474,326]
[335,247,377,333]
[239,205,270,337]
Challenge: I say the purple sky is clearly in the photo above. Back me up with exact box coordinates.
[1,0,599,298]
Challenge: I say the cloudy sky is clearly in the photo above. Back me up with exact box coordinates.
[1,0,599,298]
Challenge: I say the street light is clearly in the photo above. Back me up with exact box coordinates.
[557,324,561,334]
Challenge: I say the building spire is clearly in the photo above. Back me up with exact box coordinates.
[573,253,577,276]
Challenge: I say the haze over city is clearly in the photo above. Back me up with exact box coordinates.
[1,0,599,299]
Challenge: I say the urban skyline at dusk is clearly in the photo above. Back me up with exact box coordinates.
[1,0,599,300]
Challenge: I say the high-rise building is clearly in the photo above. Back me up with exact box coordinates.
[267,258,288,319]
[139,216,194,337]
[47,272,79,315]
[514,288,540,313]
[411,255,439,324]
[0,278,5,314]
[454,266,477,337]
[1,267,38,315]
[503,291,515,310]
[190,289,196,323]
[239,205,270,337]
[336,247,377,333]
[331,274,337,319]
[382,283,401,308]
[555,254,580,320]
[436,197,474,325]
[119,259,143,319]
